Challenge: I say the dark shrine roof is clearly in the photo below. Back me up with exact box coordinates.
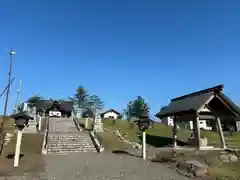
[156,84,240,118]
[100,109,120,115]
[36,100,73,112]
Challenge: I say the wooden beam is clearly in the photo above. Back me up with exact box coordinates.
[172,116,177,148]
[195,114,201,150]
[177,113,196,121]
[197,95,215,114]
[206,105,227,149]
[216,116,227,149]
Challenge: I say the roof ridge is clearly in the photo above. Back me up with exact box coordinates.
[171,84,224,102]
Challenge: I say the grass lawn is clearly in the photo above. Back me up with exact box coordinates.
[101,119,240,148]
[78,118,240,149]
[209,161,240,179]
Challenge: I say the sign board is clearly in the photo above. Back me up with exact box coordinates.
[49,111,61,117]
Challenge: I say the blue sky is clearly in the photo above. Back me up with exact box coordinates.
[0,0,240,116]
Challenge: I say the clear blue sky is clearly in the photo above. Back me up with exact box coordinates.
[0,0,240,116]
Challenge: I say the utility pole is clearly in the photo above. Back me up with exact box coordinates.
[3,48,16,116]
[0,48,16,154]
[15,80,22,113]
[0,78,15,99]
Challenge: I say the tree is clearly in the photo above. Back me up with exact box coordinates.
[69,86,89,108]
[88,94,104,111]
[131,96,150,118]
[123,101,133,121]
[69,86,104,117]
[27,95,43,110]
[124,96,150,119]
[118,113,123,120]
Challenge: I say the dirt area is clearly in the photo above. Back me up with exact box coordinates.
[0,116,15,133]
[0,133,45,176]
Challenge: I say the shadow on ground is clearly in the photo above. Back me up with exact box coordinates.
[138,134,189,147]
[112,150,141,158]
[6,153,24,159]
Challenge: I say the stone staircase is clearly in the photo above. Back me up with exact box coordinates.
[47,117,97,154]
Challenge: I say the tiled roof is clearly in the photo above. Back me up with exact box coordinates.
[156,85,240,118]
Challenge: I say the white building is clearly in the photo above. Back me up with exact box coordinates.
[161,116,174,126]
[100,109,120,119]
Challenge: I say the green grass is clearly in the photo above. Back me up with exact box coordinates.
[209,161,240,179]
[78,118,240,149]
[104,119,240,148]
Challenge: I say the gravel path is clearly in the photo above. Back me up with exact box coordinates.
[37,152,189,180]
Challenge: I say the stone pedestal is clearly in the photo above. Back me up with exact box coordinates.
[188,137,208,147]
[93,114,103,132]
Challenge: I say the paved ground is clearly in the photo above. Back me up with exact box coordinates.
[0,152,190,180]
[3,152,188,180]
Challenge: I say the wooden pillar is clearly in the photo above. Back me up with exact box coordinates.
[172,116,177,148]
[192,121,197,138]
[216,116,226,149]
[195,114,201,150]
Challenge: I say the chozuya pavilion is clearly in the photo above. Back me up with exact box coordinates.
[36,100,74,118]
[156,84,240,150]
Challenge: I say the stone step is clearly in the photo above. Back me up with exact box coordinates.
[48,148,96,151]
[48,146,96,150]
[48,133,89,137]
[46,117,96,154]
[48,139,94,143]
[48,136,91,140]
[48,136,91,139]
[48,145,95,149]
[48,141,94,144]
[48,143,93,146]
[47,149,97,154]
[48,149,97,154]
[48,146,95,150]
[49,138,90,141]
[48,141,92,143]
[48,147,95,150]
[48,143,92,146]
